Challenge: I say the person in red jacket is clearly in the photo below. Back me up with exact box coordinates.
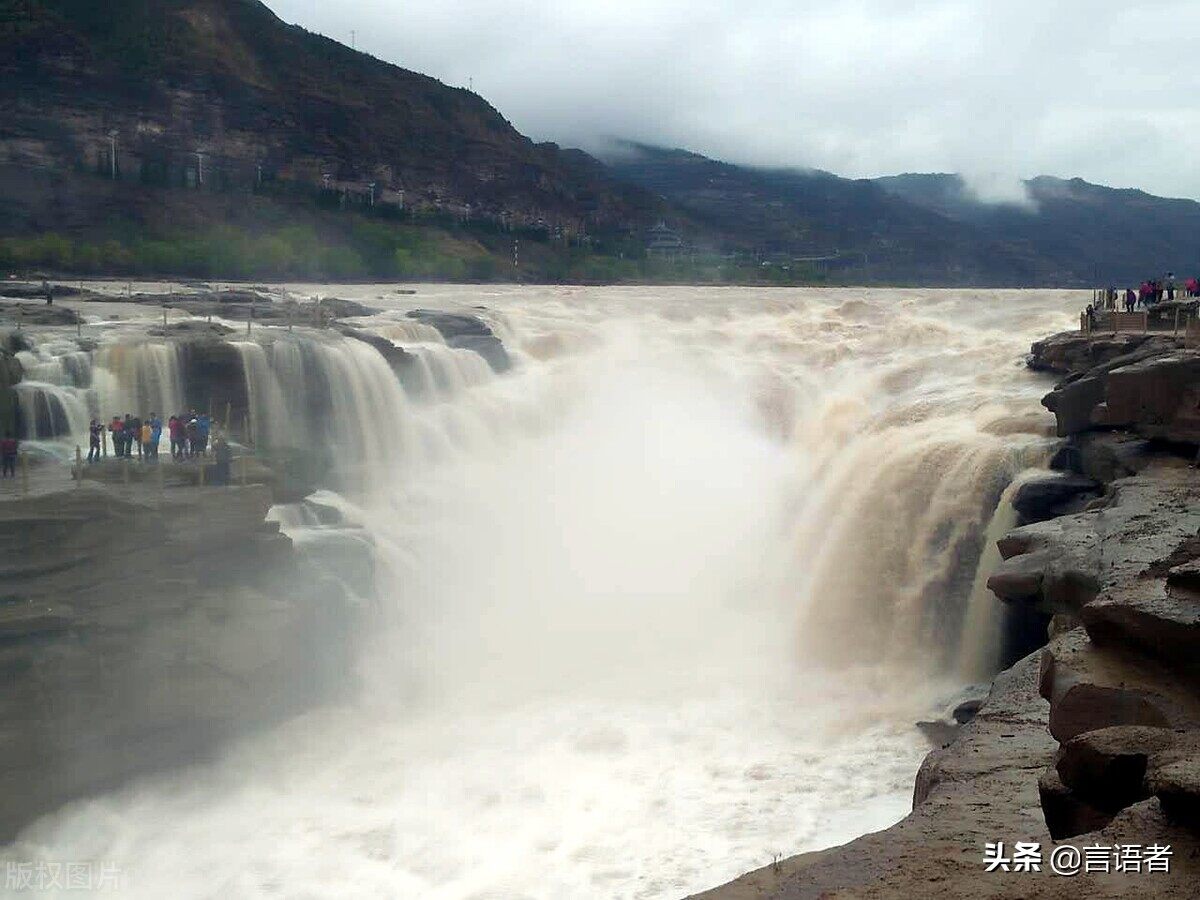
[1,434,17,478]
[109,416,125,458]
[169,414,185,460]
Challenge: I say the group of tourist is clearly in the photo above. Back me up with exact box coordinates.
[91,411,213,463]
[1095,273,1200,315]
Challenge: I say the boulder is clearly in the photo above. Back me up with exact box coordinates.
[1011,473,1102,523]
[1038,763,1115,839]
[319,297,380,318]
[1028,331,1174,376]
[1101,351,1200,444]
[1082,590,1200,675]
[1049,432,1152,483]
[1038,628,1200,742]
[952,697,984,724]
[1038,338,1196,438]
[1147,753,1200,828]
[1055,725,1176,812]
[987,550,1047,603]
[0,302,82,326]
[915,719,959,748]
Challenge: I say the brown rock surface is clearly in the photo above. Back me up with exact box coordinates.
[0,480,364,841]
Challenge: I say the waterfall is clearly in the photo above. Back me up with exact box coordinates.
[92,343,186,424]
[2,286,1079,900]
[956,488,1021,680]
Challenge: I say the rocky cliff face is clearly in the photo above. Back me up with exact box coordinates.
[0,0,658,231]
[699,328,1200,898]
[0,467,364,841]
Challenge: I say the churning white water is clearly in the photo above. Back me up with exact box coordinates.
[4,286,1078,899]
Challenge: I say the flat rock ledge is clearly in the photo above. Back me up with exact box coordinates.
[699,329,1200,899]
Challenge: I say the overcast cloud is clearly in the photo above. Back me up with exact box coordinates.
[270,0,1200,200]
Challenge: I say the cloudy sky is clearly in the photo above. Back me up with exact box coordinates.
[271,0,1200,201]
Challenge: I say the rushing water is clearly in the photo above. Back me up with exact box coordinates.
[4,285,1077,899]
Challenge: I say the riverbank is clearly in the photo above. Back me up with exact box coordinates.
[699,329,1200,897]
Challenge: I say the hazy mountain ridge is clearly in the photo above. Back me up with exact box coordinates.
[1,0,1197,285]
[610,143,1200,285]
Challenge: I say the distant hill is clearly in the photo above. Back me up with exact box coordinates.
[607,144,1200,286]
[876,173,1200,285]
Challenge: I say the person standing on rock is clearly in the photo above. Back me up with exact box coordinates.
[129,415,143,460]
[109,416,124,458]
[87,419,102,463]
[149,413,162,460]
[0,433,16,478]
[139,419,152,461]
[186,416,199,458]
[212,434,232,486]
[169,414,184,460]
[196,412,211,455]
[42,279,52,306]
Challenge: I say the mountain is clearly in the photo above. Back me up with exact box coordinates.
[2,1,1198,285]
[0,0,659,232]
[603,144,1049,284]
[607,144,1200,286]
[876,173,1200,285]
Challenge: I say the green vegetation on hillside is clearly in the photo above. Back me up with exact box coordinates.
[0,212,822,286]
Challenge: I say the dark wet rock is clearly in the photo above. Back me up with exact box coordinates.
[1011,473,1102,524]
[1028,331,1178,376]
[1147,752,1200,828]
[915,720,958,748]
[1100,351,1200,444]
[0,302,83,326]
[318,297,380,318]
[1038,763,1115,839]
[0,282,90,300]
[987,550,1049,603]
[1055,725,1175,812]
[149,320,235,337]
[952,697,984,725]
[1048,431,1152,483]
[407,308,511,372]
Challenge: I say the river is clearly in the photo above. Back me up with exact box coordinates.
[4,285,1078,898]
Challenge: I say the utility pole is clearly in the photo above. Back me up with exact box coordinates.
[350,29,356,51]
[108,130,118,180]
